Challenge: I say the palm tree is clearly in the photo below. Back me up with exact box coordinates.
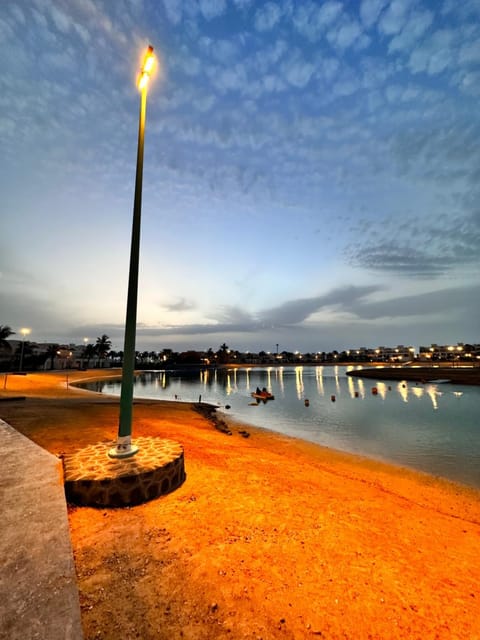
[217,343,230,364]
[0,325,15,350]
[95,335,112,362]
[84,343,96,368]
[45,344,60,370]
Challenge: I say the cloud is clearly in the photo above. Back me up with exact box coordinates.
[281,50,315,89]
[388,9,434,53]
[217,306,256,325]
[259,286,382,326]
[327,17,364,50]
[233,0,254,8]
[377,0,412,36]
[408,29,456,75]
[360,0,388,28]
[153,283,480,338]
[346,200,480,277]
[210,39,241,63]
[390,118,480,187]
[49,4,72,33]
[207,61,248,93]
[317,1,343,27]
[163,0,183,24]
[254,39,288,72]
[163,297,196,312]
[457,70,480,96]
[442,0,480,20]
[458,41,480,65]
[349,284,480,321]
[198,0,227,21]
[10,4,26,25]
[292,1,343,42]
[254,2,282,32]
[347,243,459,276]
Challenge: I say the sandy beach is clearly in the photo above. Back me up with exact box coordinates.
[1,370,479,639]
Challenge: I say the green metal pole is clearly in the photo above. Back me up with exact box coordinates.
[109,87,148,459]
[19,338,25,372]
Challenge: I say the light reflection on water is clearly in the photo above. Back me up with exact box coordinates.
[84,366,480,489]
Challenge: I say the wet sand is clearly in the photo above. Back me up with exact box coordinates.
[1,370,479,639]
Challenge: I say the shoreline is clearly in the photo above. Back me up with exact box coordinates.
[1,370,479,639]
[70,366,480,491]
[4,367,478,490]
[347,365,480,385]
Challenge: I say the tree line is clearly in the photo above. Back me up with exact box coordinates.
[0,326,114,372]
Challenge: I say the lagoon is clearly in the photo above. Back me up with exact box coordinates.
[84,365,480,489]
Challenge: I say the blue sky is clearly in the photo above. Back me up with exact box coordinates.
[1,0,479,353]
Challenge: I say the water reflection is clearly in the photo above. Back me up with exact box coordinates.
[377,382,388,400]
[295,366,304,400]
[358,378,366,399]
[226,372,233,396]
[411,386,424,399]
[333,366,341,393]
[397,381,408,403]
[277,367,285,395]
[316,366,324,396]
[266,367,273,391]
[347,374,355,399]
[426,386,439,410]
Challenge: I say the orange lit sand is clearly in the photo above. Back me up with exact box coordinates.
[1,370,479,639]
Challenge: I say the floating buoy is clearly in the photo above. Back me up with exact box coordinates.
[354,391,359,398]
[304,399,310,407]
[372,387,378,395]
[331,395,336,402]
[388,386,392,391]
[225,404,231,410]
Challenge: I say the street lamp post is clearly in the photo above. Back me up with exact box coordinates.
[109,45,155,459]
[83,337,88,369]
[19,327,31,372]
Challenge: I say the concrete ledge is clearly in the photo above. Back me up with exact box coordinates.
[0,419,83,640]
[63,437,186,507]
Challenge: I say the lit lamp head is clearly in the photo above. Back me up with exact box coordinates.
[138,45,155,91]
[20,327,31,338]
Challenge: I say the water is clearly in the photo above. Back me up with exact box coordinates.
[83,366,480,489]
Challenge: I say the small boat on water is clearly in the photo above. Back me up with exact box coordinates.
[251,391,275,401]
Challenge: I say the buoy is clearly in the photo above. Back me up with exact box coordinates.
[331,395,336,402]
[372,387,378,395]
[304,399,310,407]
[225,404,231,410]
[354,391,359,398]
[387,386,392,391]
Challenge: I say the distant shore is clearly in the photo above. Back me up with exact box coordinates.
[346,365,480,385]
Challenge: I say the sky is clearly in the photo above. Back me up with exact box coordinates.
[1,0,479,353]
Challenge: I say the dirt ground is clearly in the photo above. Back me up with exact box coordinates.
[1,370,480,639]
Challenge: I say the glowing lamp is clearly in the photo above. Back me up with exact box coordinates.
[138,45,155,91]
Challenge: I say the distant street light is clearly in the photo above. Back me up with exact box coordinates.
[19,327,31,372]
[83,337,88,369]
[109,45,155,459]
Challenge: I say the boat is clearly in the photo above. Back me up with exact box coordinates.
[251,391,275,401]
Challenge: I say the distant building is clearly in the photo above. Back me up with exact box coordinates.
[418,343,480,362]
